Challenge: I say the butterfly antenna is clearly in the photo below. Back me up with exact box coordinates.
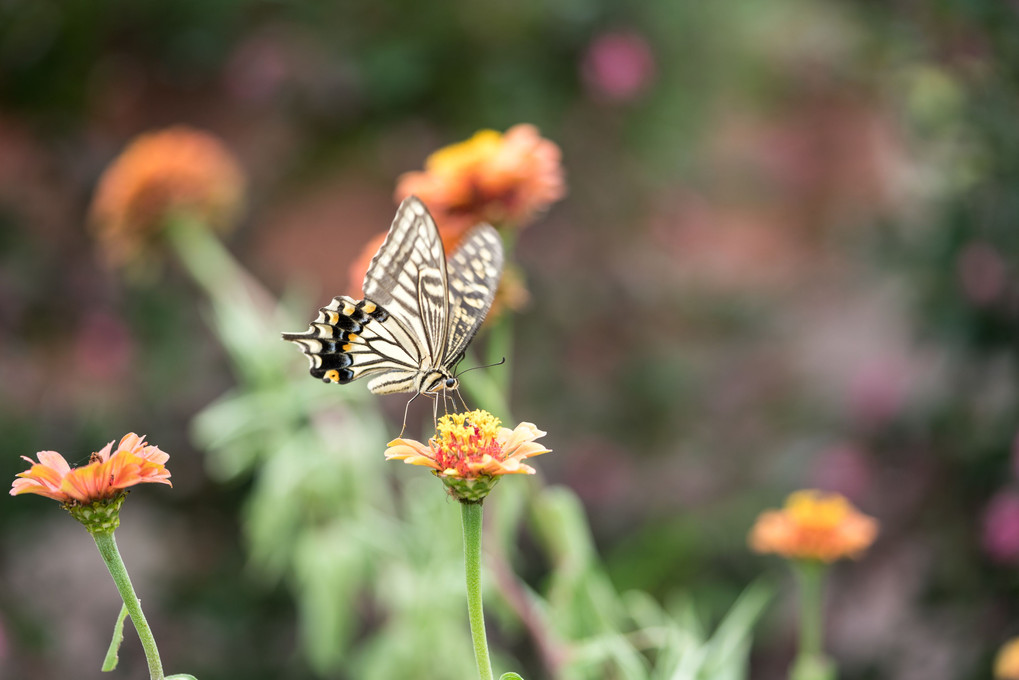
[454,356,507,379]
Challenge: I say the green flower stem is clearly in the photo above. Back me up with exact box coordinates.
[461,501,494,680]
[165,215,278,322]
[797,560,823,657]
[791,560,835,680]
[92,530,164,680]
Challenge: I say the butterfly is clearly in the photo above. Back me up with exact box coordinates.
[282,196,504,399]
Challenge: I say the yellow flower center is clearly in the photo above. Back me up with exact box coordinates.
[432,410,503,477]
[426,130,503,176]
[786,490,851,529]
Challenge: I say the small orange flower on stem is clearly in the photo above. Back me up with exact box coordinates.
[12,433,171,533]
[749,489,878,563]
[13,434,174,677]
[395,124,565,237]
[386,409,549,502]
[90,125,245,265]
[12,432,171,503]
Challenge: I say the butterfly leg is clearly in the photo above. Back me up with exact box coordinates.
[399,391,423,439]
[454,387,470,412]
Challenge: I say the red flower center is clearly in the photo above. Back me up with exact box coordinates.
[432,415,504,478]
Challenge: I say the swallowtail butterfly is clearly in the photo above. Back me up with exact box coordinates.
[282,196,504,396]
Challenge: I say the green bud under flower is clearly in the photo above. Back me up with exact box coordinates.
[66,495,128,535]
[441,475,503,504]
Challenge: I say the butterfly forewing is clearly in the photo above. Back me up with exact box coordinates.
[363,198,448,362]
[442,224,505,365]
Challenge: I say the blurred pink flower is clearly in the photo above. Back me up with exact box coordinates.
[982,492,1019,564]
[848,358,909,427]
[225,35,290,103]
[581,31,656,102]
[958,241,1007,306]
[809,443,874,501]
[74,310,134,381]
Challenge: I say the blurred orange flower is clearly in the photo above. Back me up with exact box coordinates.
[90,126,245,264]
[11,433,171,504]
[386,410,549,501]
[395,124,565,236]
[749,490,878,563]
[997,637,1019,679]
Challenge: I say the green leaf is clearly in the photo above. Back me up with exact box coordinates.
[101,604,129,671]
[500,673,525,680]
[165,675,199,679]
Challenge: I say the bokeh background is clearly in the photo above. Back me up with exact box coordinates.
[2,1,1018,679]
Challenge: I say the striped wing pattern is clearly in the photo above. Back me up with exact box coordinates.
[362,197,447,362]
[282,196,504,395]
[444,223,504,364]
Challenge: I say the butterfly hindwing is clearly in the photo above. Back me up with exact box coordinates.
[442,224,505,365]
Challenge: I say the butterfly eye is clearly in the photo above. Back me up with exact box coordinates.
[445,378,457,389]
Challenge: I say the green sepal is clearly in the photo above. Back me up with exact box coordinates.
[438,472,501,502]
[65,494,127,534]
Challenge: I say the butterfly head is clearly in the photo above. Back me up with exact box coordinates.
[420,370,459,394]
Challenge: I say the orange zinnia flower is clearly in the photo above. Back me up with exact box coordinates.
[11,433,171,504]
[395,124,565,237]
[997,637,1019,679]
[749,490,878,563]
[386,410,550,502]
[90,126,246,264]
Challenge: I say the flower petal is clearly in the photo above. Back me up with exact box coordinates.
[386,439,434,460]
[499,422,546,454]
[35,451,72,475]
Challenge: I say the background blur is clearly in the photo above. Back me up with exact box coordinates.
[2,1,1018,679]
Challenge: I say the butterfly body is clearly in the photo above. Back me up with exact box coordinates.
[283,197,503,396]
